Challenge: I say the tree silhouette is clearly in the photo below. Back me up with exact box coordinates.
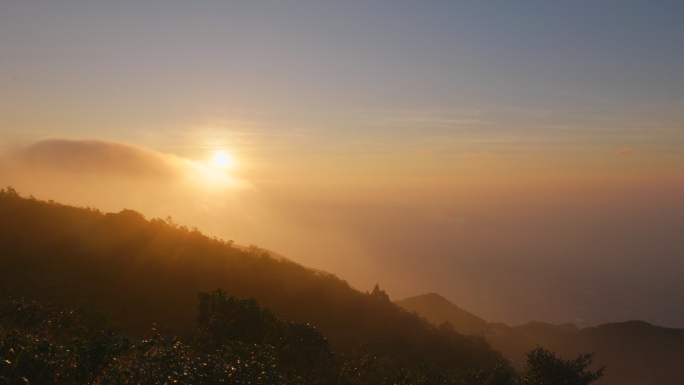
[521,346,604,385]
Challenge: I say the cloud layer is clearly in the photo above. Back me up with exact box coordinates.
[17,139,184,178]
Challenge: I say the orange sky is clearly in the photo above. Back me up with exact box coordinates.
[2,138,683,328]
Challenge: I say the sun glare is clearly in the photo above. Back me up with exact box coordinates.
[212,152,234,169]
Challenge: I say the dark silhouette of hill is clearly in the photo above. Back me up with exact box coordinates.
[397,293,684,385]
[396,293,489,335]
[395,294,536,370]
[0,188,510,383]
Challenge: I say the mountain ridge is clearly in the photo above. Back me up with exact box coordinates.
[396,292,684,385]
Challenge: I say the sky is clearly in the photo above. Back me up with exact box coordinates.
[1,1,684,328]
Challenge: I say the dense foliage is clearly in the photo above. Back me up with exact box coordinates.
[520,347,603,385]
[0,296,310,384]
[0,295,513,385]
[0,296,604,385]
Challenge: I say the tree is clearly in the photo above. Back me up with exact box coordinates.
[196,289,335,382]
[520,346,604,385]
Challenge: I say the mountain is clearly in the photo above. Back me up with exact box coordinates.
[395,293,489,335]
[0,188,510,382]
[397,293,684,385]
[396,294,536,369]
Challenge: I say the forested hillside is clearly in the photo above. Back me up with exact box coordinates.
[398,293,684,385]
[0,189,511,384]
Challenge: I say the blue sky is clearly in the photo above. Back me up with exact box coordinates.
[2,1,683,137]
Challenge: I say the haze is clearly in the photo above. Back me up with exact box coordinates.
[1,1,683,328]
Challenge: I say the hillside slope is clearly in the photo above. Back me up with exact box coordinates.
[0,189,509,381]
[397,293,684,385]
[396,293,488,335]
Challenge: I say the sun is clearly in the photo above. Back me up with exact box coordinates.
[212,152,234,168]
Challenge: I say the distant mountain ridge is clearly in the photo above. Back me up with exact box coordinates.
[395,293,489,335]
[396,293,684,385]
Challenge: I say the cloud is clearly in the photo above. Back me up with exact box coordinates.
[1,138,250,195]
[0,138,257,250]
[16,139,184,178]
[616,147,636,155]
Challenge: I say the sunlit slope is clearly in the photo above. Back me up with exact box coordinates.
[398,293,684,385]
[231,244,332,276]
[0,189,507,375]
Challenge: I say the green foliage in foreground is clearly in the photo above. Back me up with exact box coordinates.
[0,294,603,385]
